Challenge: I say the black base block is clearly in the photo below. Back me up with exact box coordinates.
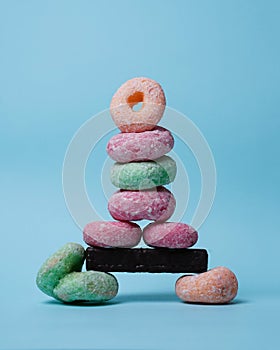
[86,247,208,273]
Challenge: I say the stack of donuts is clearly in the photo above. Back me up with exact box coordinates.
[36,77,238,305]
[83,77,238,304]
[83,77,198,251]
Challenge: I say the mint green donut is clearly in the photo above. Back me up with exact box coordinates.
[110,155,177,190]
[36,243,85,298]
[53,271,118,303]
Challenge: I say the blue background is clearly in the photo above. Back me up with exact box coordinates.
[1,0,279,349]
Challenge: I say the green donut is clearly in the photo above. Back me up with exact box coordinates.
[36,242,85,298]
[110,155,177,190]
[53,271,118,303]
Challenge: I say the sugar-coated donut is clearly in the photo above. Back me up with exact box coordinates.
[53,271,118,304]
[83,221,142,248]
[110,155,177,190]
[110,77,166,132]
[36,243,85,298]
[106,126,174,163]
[175,267,238,304]
[143,222,198,248]
[108,186,176,222]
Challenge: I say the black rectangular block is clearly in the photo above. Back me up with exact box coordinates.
[86,247,208,273]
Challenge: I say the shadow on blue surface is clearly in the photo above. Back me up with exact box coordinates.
[181,298,249,306]
[42,293,249,306]
[42,299,121,307]
[115,292,178,303]
[116,293,249,305]
[118,293,250,305]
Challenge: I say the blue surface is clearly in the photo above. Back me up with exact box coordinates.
[1,0,279,349]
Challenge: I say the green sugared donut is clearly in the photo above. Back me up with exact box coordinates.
[53,271,119,303]
[110,155,177,190]
[36,242,85,298]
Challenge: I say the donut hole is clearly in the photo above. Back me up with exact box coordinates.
[127,91,144,111]
[132,102,143,111]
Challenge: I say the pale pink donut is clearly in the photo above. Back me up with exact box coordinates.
[83,221,142,248]
[106,126,174,163]
[108,186,176,222]
[110,77,166,133]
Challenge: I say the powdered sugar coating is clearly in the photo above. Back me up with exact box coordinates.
[36,243,85,298]
[143,222,198,248]
[110,77,166,133]
[175,266,238,304]
[108,186,176,222]
[106,126,174,163]
[83,221,142,248]
[110,155,177,190]
[53,271,118,303]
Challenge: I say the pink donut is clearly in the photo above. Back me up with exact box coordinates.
[83,221,142,248]
[110,77,166,133]
[108,186,176,222]
[106,126,174,163]
[143,222,198,249]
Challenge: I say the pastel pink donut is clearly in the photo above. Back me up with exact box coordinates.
[108,186,176,222]
[110,77,166,133]
[143,222,198,249]
[106,126,174,163]
[83,221,142,248]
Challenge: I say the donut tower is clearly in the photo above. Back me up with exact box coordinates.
[36,77,238,305]
[83,77,238,303]
[84,78,199,252]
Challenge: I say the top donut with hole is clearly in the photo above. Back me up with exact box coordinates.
[110,77,166,133]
